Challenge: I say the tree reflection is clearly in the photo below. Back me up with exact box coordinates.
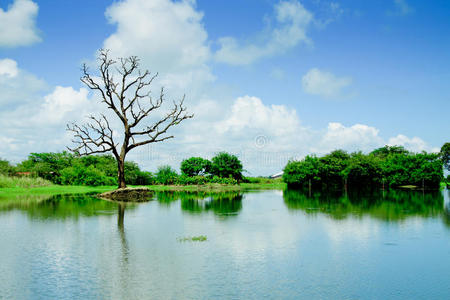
[284,188,446,222]
[155,191,243,216]
[0,194,125,220]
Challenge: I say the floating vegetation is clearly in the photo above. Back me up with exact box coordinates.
[177,235,207,242]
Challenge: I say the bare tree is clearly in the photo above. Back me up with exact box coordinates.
[67,49,193,188]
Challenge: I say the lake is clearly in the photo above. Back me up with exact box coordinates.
[1,189,449,299]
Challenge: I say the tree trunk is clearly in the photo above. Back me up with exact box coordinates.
[118,159,126,189]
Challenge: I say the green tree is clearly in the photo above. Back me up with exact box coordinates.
[440,142,450,171]
[155,165,178,185]
[318,150,350,189]
[371,145,409,158]
[283,155,321,188]
[180,157,211,177]
[0,158,14,175]
[343,152,382,188]
[209,152,243,180]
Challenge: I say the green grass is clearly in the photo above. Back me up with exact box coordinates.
[177,235,207,242]
[0,180,285,199]
[0,185,116,198]
[144,181,286,192]
[0,174,53,188]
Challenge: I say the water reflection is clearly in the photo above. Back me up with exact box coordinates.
[284,188,447,222]
[155,191,243,216]
[0,193,126,219]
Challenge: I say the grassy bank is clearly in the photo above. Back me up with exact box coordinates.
[0,174,53,188]
[0,181,286,198]
[0,185,116,198]
[144,182,286,192]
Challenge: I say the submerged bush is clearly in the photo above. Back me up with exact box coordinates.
[283,147,443,189]
[283,156,321,188]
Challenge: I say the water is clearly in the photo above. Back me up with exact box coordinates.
[1,189,449,299]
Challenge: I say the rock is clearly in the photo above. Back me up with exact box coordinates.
[98,187,153,202]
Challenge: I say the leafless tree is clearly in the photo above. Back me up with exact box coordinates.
[67,49,193,188]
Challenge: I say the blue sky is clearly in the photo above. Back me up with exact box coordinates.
[0,0,449,175]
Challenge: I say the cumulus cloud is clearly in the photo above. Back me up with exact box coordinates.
[388,134,438,153]
[0,0,437,173]
[34,87,91,125]
[302,68,352,98]
[215,0,313,65]
[217,96,300,137]
[0,59,46,107]
[0,0,41,48]
[313,122,384,154]
[0,59,18,77]
[103,0,213,93]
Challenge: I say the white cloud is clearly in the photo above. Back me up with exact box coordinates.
[0,0,438,173]
[103,0,213,93]
[302,68,352,98]
[217,96,300,138]
[313,122,384,154]
[0,58,18,77]
[34,86,91,125]
[391,0,414,16]
[215,0,313,65]
[388,134,438,153]
[0,59,46,107]
[0,0,41,48]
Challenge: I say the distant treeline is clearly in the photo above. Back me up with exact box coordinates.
[283,145,447,189]
[0,151,244,186]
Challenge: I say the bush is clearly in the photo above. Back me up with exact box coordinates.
[342,152,382,188]
[283,148,444,189]
[210,152,243,181]
[0,158,14,176]
[176,175,208,185]
[209,175,238,185]
[283,156,321,188]
[244,177,273,184]
[155,165,178,185]
[60,166,117,186]
[180,157,211,177]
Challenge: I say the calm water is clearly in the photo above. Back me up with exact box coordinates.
[1,189,450,299]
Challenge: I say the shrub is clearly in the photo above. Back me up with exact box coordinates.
[209,175,238,185]
[176,175,208,185]
[60,166,117,186]
[283,156,321,188]
[283,148,444,189]
[244,177,273,184]
[180,157,211,177]
[210,152,243,181]
[155,165,178,185]
[342,152,382,188]
[0,158,14,176]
